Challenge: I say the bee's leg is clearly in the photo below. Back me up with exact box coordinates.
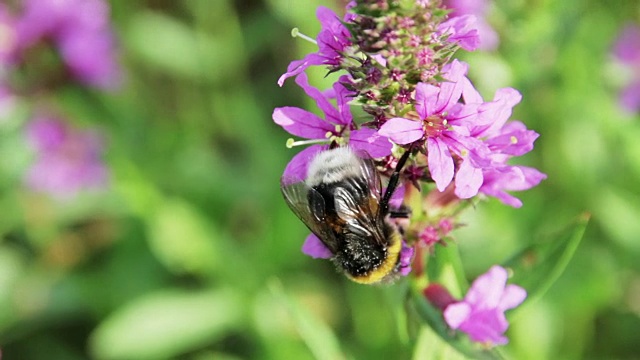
[380,149,412,215]
[389,205,411,219]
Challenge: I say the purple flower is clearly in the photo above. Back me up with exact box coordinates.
[15,0,120,89]
[379,60,489,198]
[612,24,640,113]
[437,15,481,52]
[0,4,17,65]
[445,0,499,51]
[443,265,526,346]
[278,6,352,86]
[302,233,333,258]
[273,73,392,181]
[398,242,414,276]
[25,116,108,199]
[479,164,546,208]
[613,24,640,64]
[463,82,547,207]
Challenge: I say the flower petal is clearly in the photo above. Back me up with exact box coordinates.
[333,75,355,126]
[295,73,344,125]
[427,137,454,191]
[454,158,483,199]
[277,53,325,86]
[474,87,522,137]
[282,145,326,183]
[272,107,333,139]
[437,59,468,112]
[613,24,640,64]
[499,284,527,311]
[350,128,392,158]
[388,182,405,209]
[465,265,508,309]
[302,232,333,259]
[378,117,424,144]
[415,82,441,118]
[461,76,483,104]
[437,15,480,51]
[444,302,472,329]
[620,81,640,113]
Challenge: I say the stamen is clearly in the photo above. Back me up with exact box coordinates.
[291,28,317,45]
[286,138,330,148]
[510,136,518,144]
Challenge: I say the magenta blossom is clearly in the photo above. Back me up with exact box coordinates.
[445,0,498,51]
[25,116,108,199]
[278,6,352,86]
[379,60,490,198]
[444,265,526,346]
[612,24,640,113]
[273,73,392,181]
[14,0,120,89]
[462,79,547,207]
[436,15,481,52]
[0,4,16,64]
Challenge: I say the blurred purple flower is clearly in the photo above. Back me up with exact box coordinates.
[0,4,17,65]
[445,0,499,51]
[398,242,414,276]
[443,265,526,346]
[612,24,640,113]
[25,116,108,198]
[437,15,481,51]
[278,6,352,86]
[273,73,392,181]
[15,0,120,89]
[613,24,640,63]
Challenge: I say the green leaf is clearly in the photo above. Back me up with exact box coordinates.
[125,11,244,82]
[146,198,221,276]
[503,213,590,314]
[268,279,346,360]
[428,242,469,297]
[89,289,243,360]
[412,325,468,360]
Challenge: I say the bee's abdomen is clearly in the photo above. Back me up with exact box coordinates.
[337,239,386,277]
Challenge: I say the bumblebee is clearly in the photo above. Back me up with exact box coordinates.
[281,147,410,284]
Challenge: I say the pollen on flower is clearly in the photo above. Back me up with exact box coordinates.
[424,115,448,137]
[510,135,518,144]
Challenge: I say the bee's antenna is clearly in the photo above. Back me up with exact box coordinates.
[380,149,412,216]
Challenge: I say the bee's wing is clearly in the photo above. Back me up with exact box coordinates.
[334,155,387,241]
[356,154,383,201]
[281,178,339,253]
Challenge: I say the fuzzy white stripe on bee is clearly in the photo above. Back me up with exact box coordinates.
[306,147,363,186]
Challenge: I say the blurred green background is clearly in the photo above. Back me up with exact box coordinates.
[1,0,640,359]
